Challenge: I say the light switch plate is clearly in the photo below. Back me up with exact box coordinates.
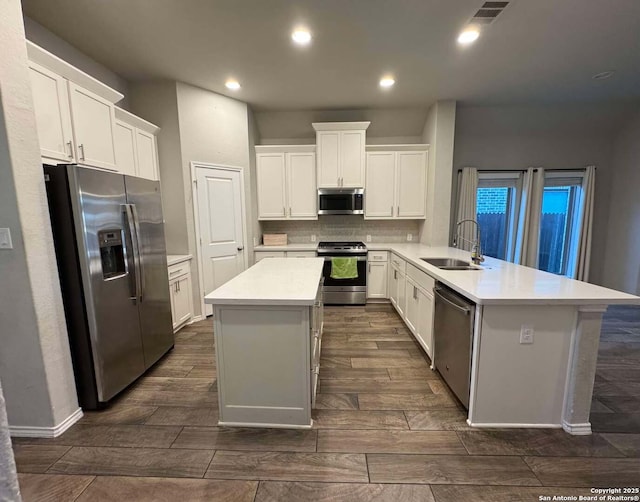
[0,228,13,249]
[520,325,534,344]
[407,233,413,241]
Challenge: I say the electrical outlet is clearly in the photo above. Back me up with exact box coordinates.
[0,228,13,249]
[310,234,316,243]
[366,234,372,242]
[407,233,413,242]
[520,325,534,344]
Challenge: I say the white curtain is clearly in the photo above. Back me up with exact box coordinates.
[513,167,545,267]
[572,165,596,281]
[454,167,478,251]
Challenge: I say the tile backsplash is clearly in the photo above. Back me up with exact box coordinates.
[261,216,421,244]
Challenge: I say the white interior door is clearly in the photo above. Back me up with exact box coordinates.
[196,166,246,316]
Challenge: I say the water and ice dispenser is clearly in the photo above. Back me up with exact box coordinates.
[98,229,126,279]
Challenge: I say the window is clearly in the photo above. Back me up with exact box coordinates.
[475,173,520,261]
[538,173,584,276]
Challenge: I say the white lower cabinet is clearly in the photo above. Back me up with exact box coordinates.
[389,258,407,317]
[367,251,389,299]
[168,261,193,332]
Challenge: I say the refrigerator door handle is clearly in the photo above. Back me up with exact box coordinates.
[130,204,145,302]
[124,204,142,302]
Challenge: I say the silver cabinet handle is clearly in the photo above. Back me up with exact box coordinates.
[283,206,286,216]
[368,263,371,273]
[66,141,73,158]
[394,270,397,280]
[289,207,292,217]
[78,143,85,161]
[397,206,400,216]
[414,285,418,300]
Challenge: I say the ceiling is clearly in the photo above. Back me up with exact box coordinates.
[21,0,640,111]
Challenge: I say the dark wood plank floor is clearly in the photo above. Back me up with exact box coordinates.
[13,304,640,501]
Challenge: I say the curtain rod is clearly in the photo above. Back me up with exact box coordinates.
[456,167,594,173]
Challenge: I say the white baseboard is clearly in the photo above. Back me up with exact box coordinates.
[562,421,592,435]
[467,420,563,430]
[9,407,83,438]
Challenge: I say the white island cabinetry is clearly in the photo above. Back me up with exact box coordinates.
[205,258,324,428]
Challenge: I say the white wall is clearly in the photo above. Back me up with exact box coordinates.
[24,16,130,109]
[419,100,457,246]
[0,0,78,430]
[602,109,640,293]
[452,103,629,286]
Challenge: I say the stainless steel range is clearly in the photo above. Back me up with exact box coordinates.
[317,241,367,305]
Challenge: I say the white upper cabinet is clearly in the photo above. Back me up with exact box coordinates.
[365,145,429,220]
[313,122,369,188]
[287,151,317,219]
[68,83,118,171]
[114,107,160,180]
[28,61,75,163]
[256,145,317,220]
[114,119,137,176]
[256,151,287,219]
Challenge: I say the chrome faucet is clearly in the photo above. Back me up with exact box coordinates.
[453,219,484,265]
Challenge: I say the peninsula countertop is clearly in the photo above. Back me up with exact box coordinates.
[253,242,639,306]
[204,257,324,306]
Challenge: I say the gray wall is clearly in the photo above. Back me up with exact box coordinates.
[129,81,186,254]
[419,100,456,246]
[0,0,78,429]
[23,16,130,109]
[602,109,640,293]
[452,103,630,286]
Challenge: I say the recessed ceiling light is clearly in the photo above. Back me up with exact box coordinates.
[592,71,615,80]
[379,76,395,88]
[292,29,312,46]
[457,27,480,45]
[225,80,241,90]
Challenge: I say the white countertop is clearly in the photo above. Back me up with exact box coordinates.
[167,254,192,266]
[254,244,319,252]
[205,258,324,306]
[369,243,640,306]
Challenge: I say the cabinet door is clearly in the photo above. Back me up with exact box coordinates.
[365,152,395,218]
[136,129,158,180]
[68,83,118,171]
[287,152,317,219]
[317,131,340,188]
[169,280,178,329]
[340,130,365,188]
[173,275,193,328]
[256,153,287,219]
[367,261,388,299]
[416,287,434,359]
[29,62,75,162]
[397,151,427,218]
[114,120,137,176]
[389,266,399,309]
[396,271,407,319]
[404,279,419,334]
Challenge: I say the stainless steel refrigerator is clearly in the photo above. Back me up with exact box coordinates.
[45,164,174,409]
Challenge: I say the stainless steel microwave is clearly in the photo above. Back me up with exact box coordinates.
[318,188,364,215]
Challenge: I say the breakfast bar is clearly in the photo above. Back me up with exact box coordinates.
[204,258,324,428]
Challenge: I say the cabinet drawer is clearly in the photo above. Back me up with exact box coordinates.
[368,251,389,262]
[287,251,317,258]
[168,262,189,279]
[390,253,406,274]
[255,251,286,261]
[407,263,435,292]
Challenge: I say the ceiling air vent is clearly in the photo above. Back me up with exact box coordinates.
[471,1,510,25]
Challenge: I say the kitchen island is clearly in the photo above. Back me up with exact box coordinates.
[204,258,324,429]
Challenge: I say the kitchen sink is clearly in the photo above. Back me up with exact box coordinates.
[421,258,481,270]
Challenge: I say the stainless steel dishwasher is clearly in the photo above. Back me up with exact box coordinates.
[433,283,476,409]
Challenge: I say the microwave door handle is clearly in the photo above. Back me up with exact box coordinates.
[130,204,145,302]
[123,204,141,303]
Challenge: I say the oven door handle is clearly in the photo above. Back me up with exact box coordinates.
[319,256,367,262]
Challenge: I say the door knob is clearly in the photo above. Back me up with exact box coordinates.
[237,246,244,251]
